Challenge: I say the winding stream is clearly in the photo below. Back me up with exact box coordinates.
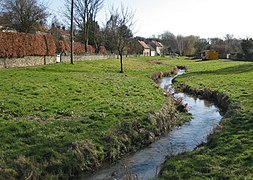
[84,70,222,180]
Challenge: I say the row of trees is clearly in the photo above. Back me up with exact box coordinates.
[157,32,253,61]
[158,32,244,57]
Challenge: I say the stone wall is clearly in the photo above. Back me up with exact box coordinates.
[0,56,55,69]
[0,55,110,69]
[60,55,110,63]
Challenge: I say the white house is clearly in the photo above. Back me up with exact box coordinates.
[152,40,164,55]
[138,40,164,56]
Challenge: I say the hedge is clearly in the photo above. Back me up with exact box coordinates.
[57,40,95,55]
[0,32,56,58]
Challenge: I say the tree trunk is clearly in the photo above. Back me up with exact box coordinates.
[119,49,123,73]
[70,0,74,64]
[120,54,123,73]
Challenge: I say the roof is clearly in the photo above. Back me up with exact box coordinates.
[152,40,163,47]
[138,40,150,49]
[58,28,70,37]
[50,25,70,37]
[147,44,156,51]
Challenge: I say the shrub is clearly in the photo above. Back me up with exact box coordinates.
[57,41,95,55]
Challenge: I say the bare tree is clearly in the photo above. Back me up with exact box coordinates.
[64,0,103,52]
[0,0,48,33]
[177,35,184,56]
[224,34,242,53]
[105,5,135,73]
[195,38,210,52]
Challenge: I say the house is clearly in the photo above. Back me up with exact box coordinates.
[138,40,151,56]
[151,40,164,55]
[138,40,164,56]
[50,24,70,41]
[149,44,157,56]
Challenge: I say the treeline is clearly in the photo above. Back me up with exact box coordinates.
[157,31,253,60]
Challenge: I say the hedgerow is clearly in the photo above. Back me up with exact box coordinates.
[0,32,56,58]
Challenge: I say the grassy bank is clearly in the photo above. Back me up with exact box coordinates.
[158,59,253,179]
[0,56,188,178]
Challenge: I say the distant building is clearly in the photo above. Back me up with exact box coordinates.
[50,24,70,41]
[138,40,151,56]
[151,40,164,55]
[138,40,164,56]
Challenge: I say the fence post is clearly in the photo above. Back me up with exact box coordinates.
[44,56,46,65]
[3,58,7,68]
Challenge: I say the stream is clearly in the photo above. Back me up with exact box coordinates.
[84,70,222,180]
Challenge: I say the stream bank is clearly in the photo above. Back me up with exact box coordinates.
[80,67,191,178]
[84,67,225,179]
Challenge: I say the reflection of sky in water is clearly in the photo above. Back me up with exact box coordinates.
[85,71,222,180]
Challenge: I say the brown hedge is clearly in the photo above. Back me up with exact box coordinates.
[57,41,95,55]
[0,32,56,58]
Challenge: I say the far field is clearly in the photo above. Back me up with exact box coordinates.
[0,56,252,179]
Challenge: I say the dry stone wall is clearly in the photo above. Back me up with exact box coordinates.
[0,55,110,69]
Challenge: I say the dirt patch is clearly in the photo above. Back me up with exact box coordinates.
[148,60,166,65]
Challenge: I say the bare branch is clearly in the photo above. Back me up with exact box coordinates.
[63,0,104,52]
[104,4,135,73]
[1,0,48,33]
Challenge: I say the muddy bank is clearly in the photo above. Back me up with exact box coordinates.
[150,66,188,84]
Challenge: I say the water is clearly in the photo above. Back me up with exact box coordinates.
[84,70,222,180]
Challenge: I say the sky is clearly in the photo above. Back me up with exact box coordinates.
[48,0,253,39]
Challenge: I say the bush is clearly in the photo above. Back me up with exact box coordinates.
[57,41,95,55]
[0,32,56,58]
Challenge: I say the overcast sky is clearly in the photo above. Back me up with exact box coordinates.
[48,0,253,39]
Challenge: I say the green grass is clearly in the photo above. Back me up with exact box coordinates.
[158,59,253,179]
[0,56,183,178]
[1,57,252,179]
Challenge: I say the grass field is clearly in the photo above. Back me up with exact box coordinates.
[0,56,187,178]
[0,57,252,179]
